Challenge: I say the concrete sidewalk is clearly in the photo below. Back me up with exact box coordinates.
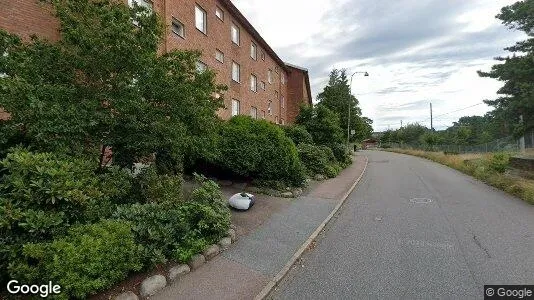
[152,154,368,300]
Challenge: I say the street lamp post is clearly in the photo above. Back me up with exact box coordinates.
[347,71,369,148]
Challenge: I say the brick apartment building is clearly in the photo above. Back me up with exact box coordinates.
[0,0,312,124]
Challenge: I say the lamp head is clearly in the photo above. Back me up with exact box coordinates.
[364,72,369,77]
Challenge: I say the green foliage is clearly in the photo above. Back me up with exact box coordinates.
[133,165,183,205]
[9,220,141,300]
[217,116,306,186]
[114,176,230,265]
[0,0,224,169]
[329,143,352,167]
[478,0,534,136]
[297,105,344,146]
[283,125,313,145]
[489,153,510,173]
[316,69,373,141]
[297,143,341,178]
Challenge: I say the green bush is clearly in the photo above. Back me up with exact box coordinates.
[329,143,352,167]
[488,153,510,173]
[217,116,306,186]
[134,165,183,205]
[114,176,230,265]
[297,144,341,178]
[283,125,313,145]
[9,220,141,300]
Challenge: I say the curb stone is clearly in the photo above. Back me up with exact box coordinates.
[203,244,220,260]
[254,156,369,300]
[140,275,167,298]
[168,265,190,282]
[114,291,138,300]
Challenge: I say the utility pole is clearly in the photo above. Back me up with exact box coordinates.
[430,102,433,131]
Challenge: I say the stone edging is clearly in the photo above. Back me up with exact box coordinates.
[253,156,369,300]
[113,226,238,300]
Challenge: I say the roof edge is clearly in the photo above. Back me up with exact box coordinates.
[220,0,288,71]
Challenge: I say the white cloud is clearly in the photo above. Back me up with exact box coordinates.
[231,0,523,132]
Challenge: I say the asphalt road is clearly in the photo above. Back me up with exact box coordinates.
[272,151,534,299]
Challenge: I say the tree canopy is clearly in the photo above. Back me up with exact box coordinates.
[0,0,225,170]
[317,69,373,142]
[478,0,534,137]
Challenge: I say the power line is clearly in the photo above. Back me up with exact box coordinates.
[374,102,487,131]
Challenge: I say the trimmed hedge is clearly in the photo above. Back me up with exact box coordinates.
[217,116,306,186]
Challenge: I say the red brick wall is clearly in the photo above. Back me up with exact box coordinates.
[0,0,59,41]
[0,0,296,124]
[286,66,311,124]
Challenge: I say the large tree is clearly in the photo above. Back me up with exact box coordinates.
[0,0,224,170]
[317,69,372,142]
[478,0,534,137]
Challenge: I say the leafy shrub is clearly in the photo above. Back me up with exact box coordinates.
[133,165,183,205]
[296,105,344,146]
[297,144,341,178]
[9,220,141,300]
[329,143,352,167]
[489,153,510,173]
[217,116,306,186]
[114,176,230,265]
[283,125,313,145]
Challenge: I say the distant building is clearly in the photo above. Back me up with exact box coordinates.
[0,0,312,124]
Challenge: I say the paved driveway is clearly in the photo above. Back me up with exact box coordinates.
[273,151,534,299]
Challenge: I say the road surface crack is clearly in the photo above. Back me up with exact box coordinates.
[473,235,491,258]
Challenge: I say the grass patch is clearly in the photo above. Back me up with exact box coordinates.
[385,148,534,204]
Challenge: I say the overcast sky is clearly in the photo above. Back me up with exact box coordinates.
[231,0,524,131]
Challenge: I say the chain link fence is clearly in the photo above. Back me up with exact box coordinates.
[387,136,520,154]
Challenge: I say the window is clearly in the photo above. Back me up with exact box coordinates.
[232,61,240,83]
[250,74,257,92]
[275,91,279,99]
[250,107,258,119]
[261,50,265,61]
[231,23,240,45]
[215,49,224,63]
[195,5,207,34]
[281,72,286,84]
[267,101,272,115]
[196,61,207,73]
[171,17,184,38]
[275,66,279,74]
[250,43,257,60]
[281,119,285,125]
[281,95,285,108]
[215,6,224,21]
[268,69,272,84]
[231,99,240,116]
[261,110,266,119]
[275,116,278,124]
[260,81,266,90]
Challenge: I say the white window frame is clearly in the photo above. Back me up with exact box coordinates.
[275,116,278,124]
[195,5,207,34]
[281,72,286,85]
[281,119,285,125]
[231,23,240,45]
[261,110,266,119]
[215,49,224,63]
[231,99,240,116]
[232,61,240,83]
[251,107,258,119]
[260,81,266,90]
[171,17,185,39]
[215,6,224,21]
[268,69,272,84]
[267,101,272,115]
[196,61,207,73]
[250,43,257,60]
[261,50,265,61]
[250,74,257,92]
[281,95,285,108]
